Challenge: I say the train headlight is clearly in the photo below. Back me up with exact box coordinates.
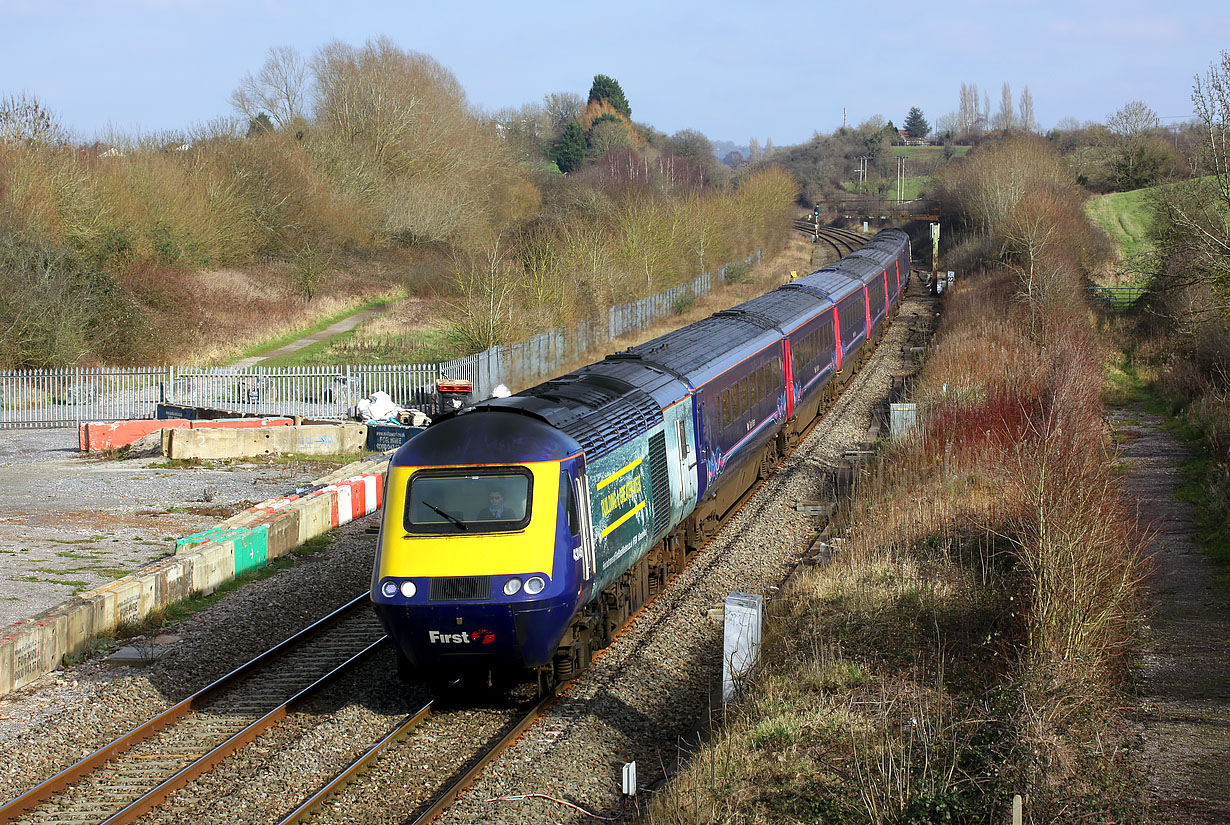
[380,580,397,598]
[503,577,523,596]
[524,576,546,595]
[399,580,417,598]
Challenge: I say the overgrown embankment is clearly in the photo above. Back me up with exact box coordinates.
[0,41,797,368]
[651,135,1148,824]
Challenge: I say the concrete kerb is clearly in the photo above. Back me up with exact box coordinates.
[0,449,396,697]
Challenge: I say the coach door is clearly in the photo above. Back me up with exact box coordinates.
[574,473,596,581]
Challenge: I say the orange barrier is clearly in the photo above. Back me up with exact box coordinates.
[79,417,295,452]
[79,419,190,452]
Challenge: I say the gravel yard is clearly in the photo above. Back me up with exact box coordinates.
[0,428,339,627]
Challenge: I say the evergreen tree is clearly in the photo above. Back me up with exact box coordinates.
[551,121,586,173]
[587,74,631,120]
[903,107,930,140]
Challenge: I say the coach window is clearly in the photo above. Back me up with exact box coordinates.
[721,390,731,429]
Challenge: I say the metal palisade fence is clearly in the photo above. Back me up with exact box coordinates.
[0,252,758,429]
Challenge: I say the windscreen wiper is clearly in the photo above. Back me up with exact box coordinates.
[422,500,467,530]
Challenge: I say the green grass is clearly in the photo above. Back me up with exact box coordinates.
[229,294,404,365]
[900,175,929,200]
[838,176,930,201]
[263,325,465,368]
[1085,188,1155,260]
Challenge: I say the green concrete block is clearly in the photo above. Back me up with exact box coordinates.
[232,525,268,576]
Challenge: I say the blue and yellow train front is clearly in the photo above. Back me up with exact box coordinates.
[371,411,590,681]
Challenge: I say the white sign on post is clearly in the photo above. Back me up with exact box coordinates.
[722,592,763,703]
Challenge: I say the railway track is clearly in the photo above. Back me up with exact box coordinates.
[791,220,869,260]
[277,689,555,825]
[0,596,384,825]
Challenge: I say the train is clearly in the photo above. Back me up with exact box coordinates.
[370,228,911,691]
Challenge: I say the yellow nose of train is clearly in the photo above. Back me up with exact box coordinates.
[370,411,588,676]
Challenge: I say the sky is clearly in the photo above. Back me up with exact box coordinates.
[2,0,1226,147]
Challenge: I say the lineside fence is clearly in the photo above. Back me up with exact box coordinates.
[0,252,759,430]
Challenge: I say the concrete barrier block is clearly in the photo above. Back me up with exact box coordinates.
[189,541,235,596]
[79,588,119,636]
[0,633,14,697]
[264,510,301,560]
[143,557,194,606]
[89,577,146,629]
[166,424,367,461]
[232,525,268,576]
[81,419,190,452]
[5,614,66,693]
[53,599,97,659]
[294,493,334,545]
[190,417,293,430]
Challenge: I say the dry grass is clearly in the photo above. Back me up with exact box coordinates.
[651,258,1149,823]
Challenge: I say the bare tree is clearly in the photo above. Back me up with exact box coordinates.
[449,237,519,351]
[958,82,980,134]
[993,82,1017,131]
[1152,52,1230,314]
[589,118,630,156]
[543,92,583,137]
[230,46,309,130]
[1107,100,1160,138]
[0,93,67,145]
[748,136,762,163]
[1018,86,1037,133]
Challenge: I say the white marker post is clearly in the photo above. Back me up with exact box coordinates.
[722,592,763,703]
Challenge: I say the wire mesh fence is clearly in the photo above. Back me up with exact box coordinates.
[0,251,760,429]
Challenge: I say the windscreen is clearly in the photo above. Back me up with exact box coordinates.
[404,469,532,534]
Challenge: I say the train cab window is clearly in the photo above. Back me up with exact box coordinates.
[404,468,532,534]
[560,469,579,537]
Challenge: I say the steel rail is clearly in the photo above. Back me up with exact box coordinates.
[0,593,374,824]
[276,700,435,825]
[95,637,390,825]
[407,688,560,825]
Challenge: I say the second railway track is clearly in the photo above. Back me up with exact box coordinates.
[0,596,384,825]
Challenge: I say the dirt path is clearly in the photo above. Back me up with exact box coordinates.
[229,305,390,367]
[1114,408,1230,823]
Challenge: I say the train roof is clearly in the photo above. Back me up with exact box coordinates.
[618,313,782,389]
[393,409,582,466]
[471,369,665,463]
[784,268,863,303]
[722,288,834,335]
